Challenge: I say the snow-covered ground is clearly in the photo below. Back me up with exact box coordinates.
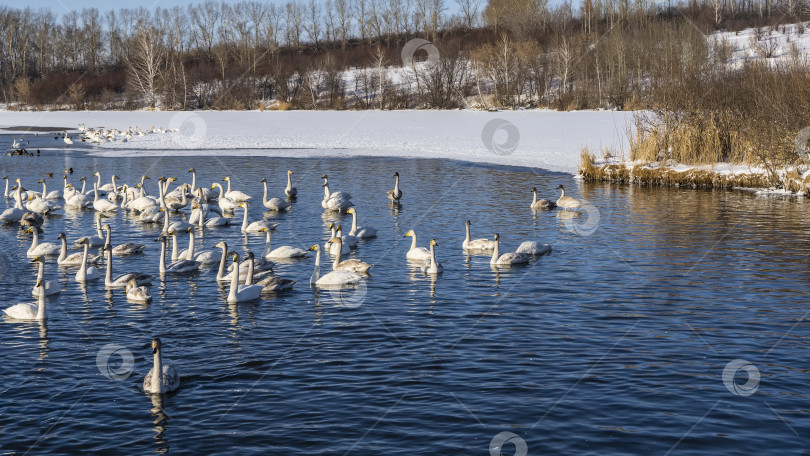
[0,110,634,174]
[712,21,810,67]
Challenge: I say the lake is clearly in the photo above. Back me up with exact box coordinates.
[1,137,808,455]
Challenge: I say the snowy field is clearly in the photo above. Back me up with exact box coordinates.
[0,110,634,175]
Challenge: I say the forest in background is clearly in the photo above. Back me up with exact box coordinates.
[3,0,810,167]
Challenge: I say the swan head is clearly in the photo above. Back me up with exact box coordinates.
[494,233,500,241]
[532,187,537,192]
[258,227,267,232]
[321,174,327,179]
[2,176,6,180]
[35,280,42,290]
[102,223,111,231]
[404,230,414,238]
[309,245,320,252]
[465,220,471,226]
[430,239,438,246]
[231,253,239,263]
[261,178,267,183]
[394,172,399,177]
[288,170,293,175]
[31,256,41,263]
[93,172,99,177]
[215,241,227,250]
[188,168,195,173]
[168,229,176,236]
[346,208,355,214]
[152,337,161,354]
[38,179,44,183]
[143,176,151,180]
[210,184,216,189]
[185,227,193,234]
[558,184,565,190]
[58,232,66,240]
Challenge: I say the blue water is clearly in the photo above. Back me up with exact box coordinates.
[0,136,808,455]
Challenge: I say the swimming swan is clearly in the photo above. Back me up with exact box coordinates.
[5,281,46,321]
[284,170,297,198]
[261,178,291,211]
[404,229,431,261]
[346,207,377,238]
[490,233,531,266]
[531,187,556,210]
[330,237,372,274]
[556,185,581,211]
[125,279,152,304]
[103,246,154,289]
[387,172,402,203]
[420,239,443,274]
[260,228,308,259]
[463,220,495,252]
[143,337,180,394]
[309,244,364,288]
[31,258,61,297]
[75,239,101,282]
[226,253,263,303]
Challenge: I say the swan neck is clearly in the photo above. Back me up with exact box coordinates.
[311,248,321,285]
[262,181,268,205]
[490,239,499,264]
[286,173,292,189]
[171,234,179,260]
[216,244,227,281]
[37,261,44,282]
[351,212,358,233]
[36,288,46,320]
[532,191,537,205]
[59,237,67,262]
[246,259,254,285]
[190,171,196,190]
[159,241,166,274]
[79,243,88,278]
[152,349,162,393]
[465,223,471,243]
[241,205,248,230]
[187,231,195,260]
[263,231,272,257]
[333,240,342,269]
[105,249,113,284]
[410,233,417,250]
[228,259,239,300]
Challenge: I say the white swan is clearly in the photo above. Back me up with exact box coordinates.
[404,229,431,261]
[387,171,402,203]
[178,227,220,264]
[188,168,217,201]
[309,244,364,288]
[5,281,46,321]
[261,228,308,259]
[210,183,238,212]
[92,182,118,212]
[336,225,358,248]
[531,187,556,210]
[243,251,296,292]
[223,176,252,202]
[27,228,61,257]
[63,132,73,146]
[126,279,152,303]
[463,220,495,251]
[156,235,200,274]
[330,237,372,274]
[39,179,62,200]
[323,223,350,255]
[261,178,291,211]
[556,185,581,211]
[31,258,61,297]
[143,337,180,394]
[57,233,101,266]
[420,239,443,274]
[284,170,297,198]
[26,194,60,214]
[321,174,353,211]
[346,207,377,238]
[515,241,552,256]
[490,233,531,266]
[226,254,263,303]
[75,240,101,282]
[240,203,278,233]
[74,213,105,247]
[101,224,145,255]
[103,246,154,289]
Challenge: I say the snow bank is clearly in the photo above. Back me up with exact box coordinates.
[0,110,634,174]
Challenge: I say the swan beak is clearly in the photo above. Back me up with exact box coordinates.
[152,339,158,354]
[403,233,410,238]
[309,245,317,251]
[31,257,40,263]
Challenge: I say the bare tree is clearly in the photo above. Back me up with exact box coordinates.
[125,24,166,109]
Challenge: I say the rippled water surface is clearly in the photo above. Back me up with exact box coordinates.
[1,138,809,455]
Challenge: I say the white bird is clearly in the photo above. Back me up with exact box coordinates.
[261,228,308,259]
[75,240,101,282]
[515,241,552,256]
[101,224,145,255]
[57,232,101,266]
[92,182,118,212]
[261,178,291,211]
[243,251,296,292]
[556,185,581,211]
[330,237,372,274]
[309,244,364,288]
[125,279,152,303]
[240,203,278,233]
[222,176,252,202]
[143,337,180,394]
[102,246,154,289]
[284,170,297,198]
[531,187,556,210]
[463,220,495,252]
[323,223,350,255]
[5,281,46,321]
[39,179,62,200]
[403,229,431,261]
[74,213,106,247]
[387,171,402,203]
[321,174,353,211]
[156,235,200,274]
[27,228,61,257]
[31,257,61,297]
[226,253,263,303]
[346,207,377,238]
[63,131,73,147]
[490,233,531,266]
[210,183,238,212]
[421,239,443,274]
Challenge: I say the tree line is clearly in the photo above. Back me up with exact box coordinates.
[1,0,809,114]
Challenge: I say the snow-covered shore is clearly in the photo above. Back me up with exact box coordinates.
[0,110,634,174]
